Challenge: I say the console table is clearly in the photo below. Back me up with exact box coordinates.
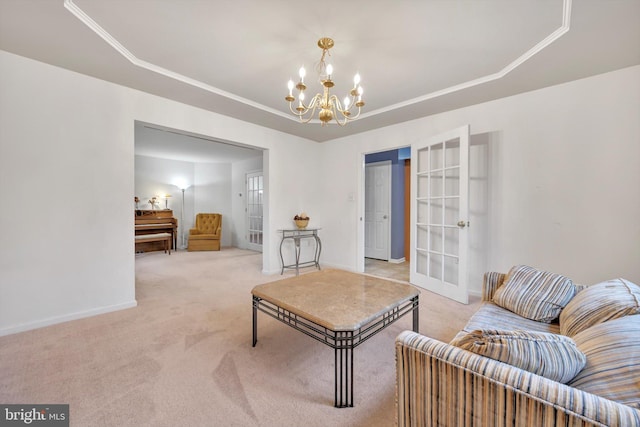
[278,228,321,275]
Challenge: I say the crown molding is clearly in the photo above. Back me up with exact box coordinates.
[64,0,571,124]
[63,0,292,121]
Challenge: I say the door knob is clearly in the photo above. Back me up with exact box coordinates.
[383,215,388,219]
[457,220,467,228]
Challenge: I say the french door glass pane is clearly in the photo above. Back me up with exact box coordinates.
[430,199,443,226]
[430,171,443,197]
[416,224,428,251]
[444,198,459,226]
[417,174,429,199]
[417,148,429,173]
[445,168,460,196]
[444,228,458,256]
[444,255,459,285]
[445,138,460,168]
[416,250,428,275]
[430,226,443,253]
[429,254,442,280]
[430,143,444,170]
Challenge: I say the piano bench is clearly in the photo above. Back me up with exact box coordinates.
[135,233,172,254]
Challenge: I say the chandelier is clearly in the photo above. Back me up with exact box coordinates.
[285,37,364,126]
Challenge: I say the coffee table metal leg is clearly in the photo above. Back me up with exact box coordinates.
[252,296,258,347]
[334,331,354,408]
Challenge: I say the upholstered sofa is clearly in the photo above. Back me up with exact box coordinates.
[396,266,640,427]
[188,213,221,251]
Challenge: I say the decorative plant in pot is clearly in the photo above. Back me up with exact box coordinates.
[293,212,310,229]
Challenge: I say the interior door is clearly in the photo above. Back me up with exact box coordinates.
[364,161,391,260]
[246,171,263,252]
[411,125,469,304]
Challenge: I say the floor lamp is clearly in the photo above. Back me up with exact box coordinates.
[180,187,186,249]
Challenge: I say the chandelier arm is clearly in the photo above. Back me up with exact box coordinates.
[288,103,305,116]
[288,94,321,117]
[335,104,351,126]
[327,94,361,125]
[298,111,318,124]
[325,100,347,127]
[299,98,322,123]
[328,94,344,113]
[345,106,362,121]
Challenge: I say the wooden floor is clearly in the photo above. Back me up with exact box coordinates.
[364,258,409,282]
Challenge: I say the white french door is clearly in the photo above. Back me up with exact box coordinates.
[246,171,263,252]
[410,125,470,304]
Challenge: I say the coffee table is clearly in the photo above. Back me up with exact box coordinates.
[251,269,419,408]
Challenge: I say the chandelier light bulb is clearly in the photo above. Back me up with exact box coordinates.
[353,73,361,86]
[299,66,306,81]
[326,64,333,78]
[344,97,350,109]
[299,92,305,101]
[287,79,294,94]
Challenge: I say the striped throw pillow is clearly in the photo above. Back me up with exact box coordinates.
[493,265,576,323]
[559,278,640,337]
[569,314,640,406]
[451,329,586,383]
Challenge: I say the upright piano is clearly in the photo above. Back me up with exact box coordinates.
[135,210,178,252]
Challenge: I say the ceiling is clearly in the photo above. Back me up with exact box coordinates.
[135,122,263,163]
[1,0,639,146]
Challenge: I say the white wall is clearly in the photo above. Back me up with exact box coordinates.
[322,65,640,292]
[0,52,136,334]
[2,47,637,335]
[0,50,320,335]
[194,162,232,247]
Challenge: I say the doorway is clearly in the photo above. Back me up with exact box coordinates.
[133,120,265,256]
[363,148,410,282]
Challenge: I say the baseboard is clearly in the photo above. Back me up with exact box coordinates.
[388,257,406,264]
[319,261,357,273]
[0,300,138,337]
[468,289,482,298]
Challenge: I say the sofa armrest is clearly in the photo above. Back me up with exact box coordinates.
[482,271,506,301]
[395,331,640,427]
[189,228,200,235]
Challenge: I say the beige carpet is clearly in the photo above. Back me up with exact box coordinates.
[0,248,480,426]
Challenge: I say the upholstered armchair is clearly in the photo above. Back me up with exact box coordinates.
[187,213,221,251]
